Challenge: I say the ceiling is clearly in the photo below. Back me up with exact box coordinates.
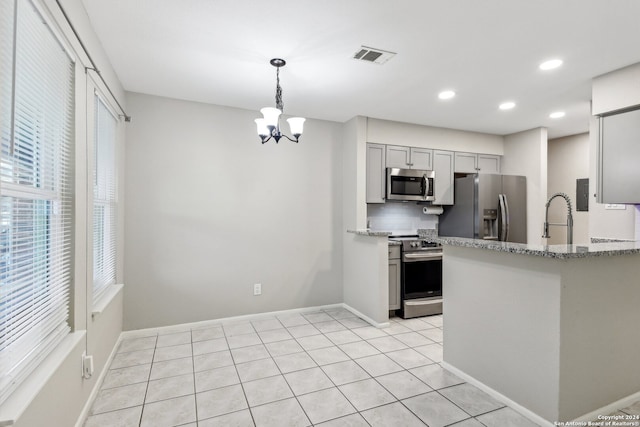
[81,0,640,139]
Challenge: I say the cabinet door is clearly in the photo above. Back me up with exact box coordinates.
[388,259,401,310]
[477,154,501,174]
[410,147,433,170]
[366,143,386,203]
[454,152,478,173]
[386,145,411,168]
[433,150,454,205]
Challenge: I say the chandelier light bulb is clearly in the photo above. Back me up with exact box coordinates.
[260,107,281,128]
[254,118,268,137]
[287,117,306,136]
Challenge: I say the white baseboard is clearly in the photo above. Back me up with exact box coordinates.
[341,303,390,329]
[120,303,345,339]
[571,389,640,423]
[443,361,640,425]
[441,361,554,427]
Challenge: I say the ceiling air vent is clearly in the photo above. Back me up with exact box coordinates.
[353,46,396,65]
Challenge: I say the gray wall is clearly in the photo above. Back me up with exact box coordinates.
[547,133,589,244]
[502,128,548,245]
[123,93,344,330]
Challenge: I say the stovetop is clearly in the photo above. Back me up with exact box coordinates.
[390,238,442,253]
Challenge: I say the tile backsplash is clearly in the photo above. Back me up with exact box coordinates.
[367,202,438,233]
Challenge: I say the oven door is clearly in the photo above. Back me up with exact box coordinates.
[401,252,443,299]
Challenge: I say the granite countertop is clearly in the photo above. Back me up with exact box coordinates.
[346,229,392,237]
[428,236,640,259]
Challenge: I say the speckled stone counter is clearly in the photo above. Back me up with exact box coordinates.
[421,235,640,259]
[346,229,392,237]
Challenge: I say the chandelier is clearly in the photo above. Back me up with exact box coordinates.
[254,58,305,144]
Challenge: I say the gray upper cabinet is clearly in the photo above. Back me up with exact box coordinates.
[386,145,433,170]
[598,108,640,203]
[368,143,495,205]
[386,145,411,168]
[433,150,454,205]
[454,152,501,174]
[410,147,433,170]
[366,143,386,203]
[454,152,477,173]
[477,154,501,174]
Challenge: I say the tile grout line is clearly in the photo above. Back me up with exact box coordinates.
[138,333,158,427]
[222,321,258,426]
[189,329,198,426]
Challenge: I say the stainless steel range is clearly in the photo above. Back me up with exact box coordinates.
[399,239,443,319]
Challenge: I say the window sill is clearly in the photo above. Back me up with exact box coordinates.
[92,283,123,318]
[0,331,85,427]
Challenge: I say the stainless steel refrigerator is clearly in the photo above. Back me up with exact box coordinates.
[439,174,527,243]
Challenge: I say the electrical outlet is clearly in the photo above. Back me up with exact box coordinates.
[82,353,94,379]
[253,283,262,296]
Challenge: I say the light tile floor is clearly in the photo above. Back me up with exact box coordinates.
[84,309,640,426]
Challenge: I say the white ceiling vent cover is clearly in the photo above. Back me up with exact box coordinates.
[353,46,396,64]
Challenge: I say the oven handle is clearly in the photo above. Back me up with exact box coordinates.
[403,253,443,262]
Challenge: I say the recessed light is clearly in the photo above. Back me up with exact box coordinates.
[539,59,563,70]
[499,102,516,110]
[549,111,566,119]
[438,90,456,100]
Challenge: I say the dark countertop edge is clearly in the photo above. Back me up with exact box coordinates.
[429,236,640,259]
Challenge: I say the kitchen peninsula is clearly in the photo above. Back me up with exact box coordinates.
[424,233,640,425]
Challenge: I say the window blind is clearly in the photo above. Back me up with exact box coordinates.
[93,95,117,304]
[0,0,74,405]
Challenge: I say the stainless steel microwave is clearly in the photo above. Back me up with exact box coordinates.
[386,168,435,201]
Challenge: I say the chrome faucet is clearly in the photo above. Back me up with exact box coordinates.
[542,193,574,245]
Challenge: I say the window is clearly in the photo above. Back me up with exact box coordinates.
[0,0,74,405]
[92,95,117,304]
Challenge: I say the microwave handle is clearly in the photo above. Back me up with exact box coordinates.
[422,174,430,199]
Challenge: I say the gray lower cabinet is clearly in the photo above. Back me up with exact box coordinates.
[388,245,401,310]
[366,143,386,203]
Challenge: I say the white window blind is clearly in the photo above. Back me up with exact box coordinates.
[0,0,74,406]
[93,95,117,304]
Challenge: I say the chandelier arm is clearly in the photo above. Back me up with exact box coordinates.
[279,133,300,143]
[259,134,273,144]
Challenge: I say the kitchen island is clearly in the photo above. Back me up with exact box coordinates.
[425,234,640,425]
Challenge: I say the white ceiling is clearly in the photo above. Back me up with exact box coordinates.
[81,0,640,139]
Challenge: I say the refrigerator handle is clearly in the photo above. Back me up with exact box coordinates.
[499,194,510,242]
